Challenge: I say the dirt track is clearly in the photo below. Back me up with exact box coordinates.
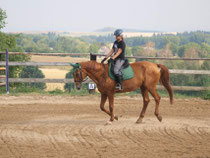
[0,95,209,158]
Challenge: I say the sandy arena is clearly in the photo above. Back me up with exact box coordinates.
[0,95,209,158]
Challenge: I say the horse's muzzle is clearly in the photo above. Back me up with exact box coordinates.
[76,83,82,90]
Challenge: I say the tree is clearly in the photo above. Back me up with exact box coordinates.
[36,36,50,52]
[142,41,157,57]
[0,32,17,51]
[88,43,100,54]
[132,46,144,62]
[0,9,30,80]
[169,42,179,56]
[19,36,38,52]
[54,36,89,53]
[157,44,173,57]
[201,61,210,70]
[0,8,7,30]
[177,46,185,57]
[183,42,201,58]
[64,69,75,92]
[19,66,46,90]
[201,43,210,58]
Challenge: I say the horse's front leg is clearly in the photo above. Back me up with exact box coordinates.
[100,93,110,115]
[100,93,118,121]
[108,94,115,121]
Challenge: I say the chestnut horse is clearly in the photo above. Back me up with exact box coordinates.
[71,60,173,124]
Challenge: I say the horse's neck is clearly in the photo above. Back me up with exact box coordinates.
[81,61,107,84]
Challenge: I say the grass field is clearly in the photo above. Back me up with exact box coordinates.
[31,55,89,64]
[39,68,69,91]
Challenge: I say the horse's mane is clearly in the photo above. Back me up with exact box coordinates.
[80,61,105,72]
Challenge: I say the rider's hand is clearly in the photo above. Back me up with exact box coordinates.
[108,58,114,64]
[101,57,107,64]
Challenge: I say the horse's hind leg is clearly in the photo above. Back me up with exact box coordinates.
[108,94,115,121]
[149,88,162,122]
[136,86,150,124]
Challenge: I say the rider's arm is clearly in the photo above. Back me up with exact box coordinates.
[105,49,114,59]
[101,49,114,64]
[111,48,122,60]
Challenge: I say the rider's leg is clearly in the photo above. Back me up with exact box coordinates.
[113,59,124,90]
[115,75,123,90]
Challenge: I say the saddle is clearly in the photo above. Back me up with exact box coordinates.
[109,59,134,81]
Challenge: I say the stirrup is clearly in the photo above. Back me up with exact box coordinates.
[115,83,122,90]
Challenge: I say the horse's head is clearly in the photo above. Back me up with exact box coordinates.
[70,63,87,90]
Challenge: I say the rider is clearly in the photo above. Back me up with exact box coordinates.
[101,29,126,90]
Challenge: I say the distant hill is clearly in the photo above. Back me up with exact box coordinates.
[95,27,115,32]
[95,27,160,33]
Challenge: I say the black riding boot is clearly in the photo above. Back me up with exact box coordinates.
[115,75,123,90]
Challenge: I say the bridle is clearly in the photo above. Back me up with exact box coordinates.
[74,68,88,83]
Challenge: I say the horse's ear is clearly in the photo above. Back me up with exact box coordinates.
[70,63,81,68]
[70,63,76,67]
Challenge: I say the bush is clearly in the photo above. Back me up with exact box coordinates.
[64,69,75,92]
[204,92,210,100]
[49,89,63,95]
[19,66,46,90]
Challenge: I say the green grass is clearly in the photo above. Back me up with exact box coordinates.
[0,86,209,100]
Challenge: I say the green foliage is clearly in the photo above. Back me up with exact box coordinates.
[0,8,7,30]
[203,92,210,100]
[19,66,46,90]
[80,34,114,44]
[201,60,210,70]
[16,34,89,53]
[0,49,30,80]
[10,86,45,93]
[126,46,132,56]
[177,45,185,57]
[201,43,210,57]
[49,89,63,95]
[132,46,144,56]
[0,9,30,92]
[132,46,144,62]
[0,32,21,51]
[15,31,210,60]
[64,68,75,92]
[88,43,100,53]
[126,46,133,62]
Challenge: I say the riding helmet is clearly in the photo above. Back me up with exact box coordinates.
[114,29,123,36]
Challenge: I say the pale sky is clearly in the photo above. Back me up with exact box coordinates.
[0,0,210,32]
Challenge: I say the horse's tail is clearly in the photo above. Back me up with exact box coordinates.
[157,64,173,104]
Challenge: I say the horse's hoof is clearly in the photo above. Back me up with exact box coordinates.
[105,121,112,126]
[136,118,143,124]
[114,115,118,121]
[157,115,162,122]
